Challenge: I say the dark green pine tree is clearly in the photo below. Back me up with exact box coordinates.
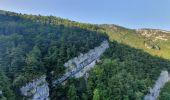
[67,84,78,100]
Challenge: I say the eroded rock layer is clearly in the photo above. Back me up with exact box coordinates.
[20,76,49,100]
[144,71,170,100]
[20,40,109,100]
[53,40,109,85]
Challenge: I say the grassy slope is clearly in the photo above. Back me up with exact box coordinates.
[100,24,170,60]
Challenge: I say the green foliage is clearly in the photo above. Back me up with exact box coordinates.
[25,45,44,72]
[0,69,15,100]
[58,42,170,100]
[159,82,170,100]
[67,84,78,100]
[93,89,100,100]
[85,42,170,99]
[0,10,107,99]
[1,10,170,100]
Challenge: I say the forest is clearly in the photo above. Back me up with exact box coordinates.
[159,82,170,100]
[53,42,170,100]
[0,10,107,99]
[0,10,170,100]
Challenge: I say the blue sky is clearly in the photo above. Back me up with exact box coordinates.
[0,0,170,30]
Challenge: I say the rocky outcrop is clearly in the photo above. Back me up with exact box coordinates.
[144,71,170,100]
[144,42,160,50]
[66,40,109,78]
[136,29,169,41]
[53,40,109,85]
[20,40,109,99]
[74,59,97,78]
[20,75,49,100]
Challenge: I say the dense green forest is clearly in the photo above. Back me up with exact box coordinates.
[159,82,170,100]
[0,10,107,99]
[0,10,170,100]
[53,42,170,100]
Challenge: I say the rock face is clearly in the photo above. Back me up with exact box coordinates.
[20,40,109,99]
[53,40,109,85]
[20,75,49,100]
[136,29,169,41]
[144,71,170,100]
[0,90,2,96]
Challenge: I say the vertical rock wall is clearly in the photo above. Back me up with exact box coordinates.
[53,40,109,85]
[20,40,109,99]
[144,71,170,100]
[73,40,109,78]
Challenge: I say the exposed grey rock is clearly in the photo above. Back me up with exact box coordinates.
[20,75,49,100]
[53,40,109,85]
[144,71,170,100]
[74,58,96,78]
[20,40,109,100]
[0,90,2,96]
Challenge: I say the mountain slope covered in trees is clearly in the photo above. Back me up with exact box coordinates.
[54,42,170,100]
[0,10,170,100]
[0,10,107,99]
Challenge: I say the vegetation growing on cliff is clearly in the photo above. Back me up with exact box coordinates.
[52,42,170,100]
[0,10,107,99]
[0,10,170,100]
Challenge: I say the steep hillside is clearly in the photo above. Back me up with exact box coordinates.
[0,10,170,100]
[0,10,107,99]
[100,25,170,60]
[53,41,170,100]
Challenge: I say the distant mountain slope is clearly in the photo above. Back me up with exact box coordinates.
[100,24,170,60]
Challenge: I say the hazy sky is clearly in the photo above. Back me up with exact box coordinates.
[0,0,170,30]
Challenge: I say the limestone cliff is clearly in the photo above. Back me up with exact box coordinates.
[20,40,109,99]
[144,71,170,100]
[20,75,49,100]
[53,40,109,84]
